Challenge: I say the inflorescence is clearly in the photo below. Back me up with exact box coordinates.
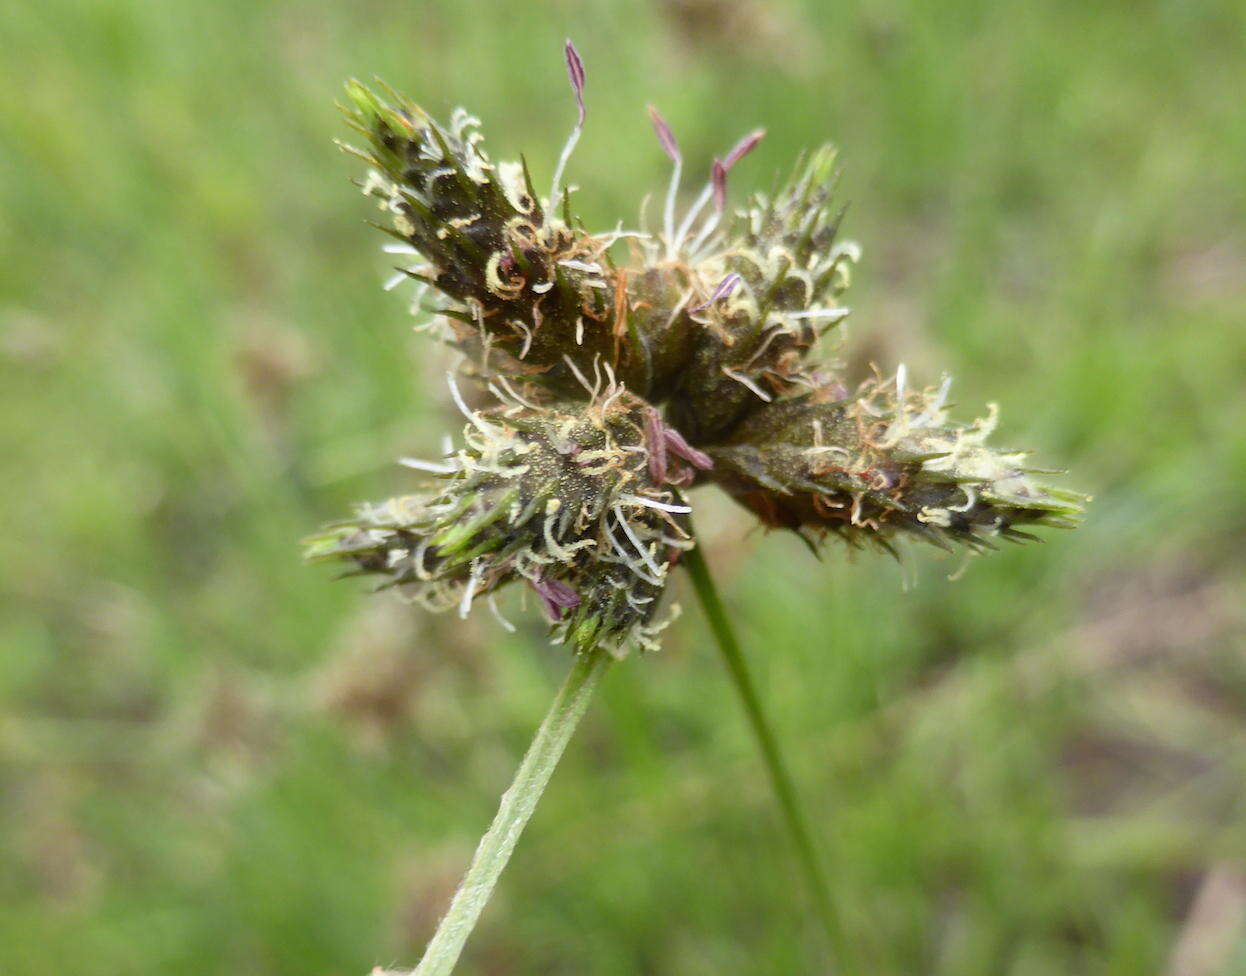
[305,42,1086,657]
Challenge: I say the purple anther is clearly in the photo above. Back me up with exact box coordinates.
[662,426,714,471]
[645,407,669,484]
[689,272,741,313]
[723,128,765,169]
[564,39,587,128]
[531,576,581,621]
[713,129,765,211]
[647,105,681,163]
[711,158,728,212]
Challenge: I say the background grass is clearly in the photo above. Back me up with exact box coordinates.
[3,0,1245,973]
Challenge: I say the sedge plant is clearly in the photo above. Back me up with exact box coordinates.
[305,40,1086,974]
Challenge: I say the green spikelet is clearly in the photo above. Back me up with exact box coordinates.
[304,386,691,655]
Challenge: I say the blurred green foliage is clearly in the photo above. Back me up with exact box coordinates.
[2,0,1245,973]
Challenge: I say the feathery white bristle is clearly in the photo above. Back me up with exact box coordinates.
[399,457,457,474]
[619,493,691,514]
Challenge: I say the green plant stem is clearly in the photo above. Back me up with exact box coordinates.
[683,541,842,958]
[411,647,611,976]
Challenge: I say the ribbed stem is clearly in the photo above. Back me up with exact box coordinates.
[410,647,611,976]
[683,540,842,962]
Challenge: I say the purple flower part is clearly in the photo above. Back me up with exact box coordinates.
[711,129,764,212]
[663,426,714,471]
[690,272,741,313]
[645,407,669,484]
[564,39,587,127]
[711,158,728,212]
[531,576,581,621]
[723,128,765,169]
[647,105,681,163]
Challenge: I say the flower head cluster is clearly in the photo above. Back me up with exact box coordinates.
[308,43,1086,656]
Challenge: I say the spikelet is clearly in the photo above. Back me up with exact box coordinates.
[708,371,1087,554]
[304,383,693,656]
[341,80,708,406]
[663,148,857,443]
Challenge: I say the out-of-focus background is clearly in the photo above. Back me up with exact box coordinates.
[3,0,1245,973]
